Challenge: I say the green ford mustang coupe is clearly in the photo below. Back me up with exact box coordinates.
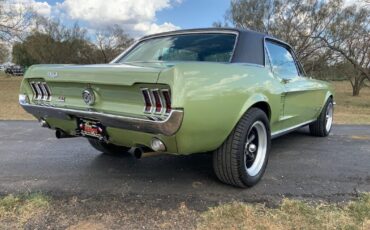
[19,28,334,187]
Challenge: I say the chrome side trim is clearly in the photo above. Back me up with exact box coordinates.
[20,103,184,136]
[271,119,316,139]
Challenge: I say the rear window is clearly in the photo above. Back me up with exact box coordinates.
[118,33,237,63]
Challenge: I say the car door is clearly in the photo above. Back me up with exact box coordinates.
[265,40,322,130]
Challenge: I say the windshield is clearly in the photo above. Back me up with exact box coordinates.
[118,33,237,63]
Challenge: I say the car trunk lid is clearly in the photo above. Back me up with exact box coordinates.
[25,63,164,86]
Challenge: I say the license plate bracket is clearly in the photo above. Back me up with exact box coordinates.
[77,118,107,140]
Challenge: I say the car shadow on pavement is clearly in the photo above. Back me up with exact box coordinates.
[85,128,314,194]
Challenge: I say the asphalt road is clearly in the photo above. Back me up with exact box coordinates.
[0,121,369,206]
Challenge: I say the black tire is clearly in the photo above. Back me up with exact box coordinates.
[88,138,130,155]
[309,98,333,137]
[213,108,271,188]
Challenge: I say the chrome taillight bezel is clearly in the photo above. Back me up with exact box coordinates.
[141,87,171,116]
[151,89,164,114]
[161,89,172,115]
[30,81,52,102]
[141,88,154,114]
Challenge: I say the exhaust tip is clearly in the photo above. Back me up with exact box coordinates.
[55,130,63,139]
[133,148,143,159]
[39,119,49,128]
[55,129,74,139]
[151,138,166,152]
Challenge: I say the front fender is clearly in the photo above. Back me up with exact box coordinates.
[318,83,335,116]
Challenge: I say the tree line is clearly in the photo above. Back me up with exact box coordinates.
[11,17,134,66]
[1,0,369,96]
[215,0,370,96]
[0,2,133,66]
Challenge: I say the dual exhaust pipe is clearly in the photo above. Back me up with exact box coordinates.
[41,118,167,157]
[55,129,74,139]
[40,119,73,139]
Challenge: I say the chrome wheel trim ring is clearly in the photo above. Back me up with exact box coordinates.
[325,102,333,132]
[244,121,267,177]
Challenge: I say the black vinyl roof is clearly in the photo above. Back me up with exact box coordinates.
[140,28,269,66]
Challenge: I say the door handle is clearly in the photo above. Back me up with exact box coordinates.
[281,78,292,84]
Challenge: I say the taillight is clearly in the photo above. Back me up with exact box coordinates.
[161,90,171,114]
[30,81,52,101]
[30,82,39,99]
[151,89,163,113]
[43,83,52,100]
[141,88,171,115]
[141,89,152,113]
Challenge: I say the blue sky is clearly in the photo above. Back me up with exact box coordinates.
[156,0,229,28]
[30,0,231,37]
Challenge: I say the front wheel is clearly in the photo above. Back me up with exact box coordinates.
[309,98,334,137]
[88,139,130,155]
[213,108,271,188]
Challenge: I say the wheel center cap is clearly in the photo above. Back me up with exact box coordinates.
[248,143,257,153]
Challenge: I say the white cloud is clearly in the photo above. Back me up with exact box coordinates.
[343,0,368,7]
[32,1,51,16]
[134,22,180,35]
[7,0,52,17]
[57,0,181,36]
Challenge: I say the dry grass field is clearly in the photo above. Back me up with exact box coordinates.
[332,81,370,124]
[198,193,370,230]
[1,74,369,124]
[1,193,369,229]
[0,74,33,120]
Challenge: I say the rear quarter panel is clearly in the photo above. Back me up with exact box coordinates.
[158,62,285,154]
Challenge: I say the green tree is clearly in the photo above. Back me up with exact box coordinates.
[12,17,134,66]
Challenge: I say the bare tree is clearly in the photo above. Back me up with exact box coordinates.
[95,25,134,63]
[0,0,35,42]
[223,0,370,96]
[0,42,8,62]
[225,0,343,74]
[313,4,370,96]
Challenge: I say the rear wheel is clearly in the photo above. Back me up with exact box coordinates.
[309,98,333,137]
[213,108,271,188]
[88,139,130,155]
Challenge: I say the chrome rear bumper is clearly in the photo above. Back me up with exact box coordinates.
[20,102,183,136]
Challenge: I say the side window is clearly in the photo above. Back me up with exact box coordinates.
[265,41,299,80]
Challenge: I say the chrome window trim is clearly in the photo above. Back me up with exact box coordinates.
[264,37,306,77]
[113,31,240,64]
